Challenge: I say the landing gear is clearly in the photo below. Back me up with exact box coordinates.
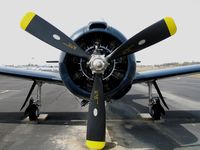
[147,81,168,120]
[25,98,39,121]
[20,81,43,121]
[149,97,165,120]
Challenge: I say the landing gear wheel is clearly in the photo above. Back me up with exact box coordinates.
[149,97,165,120]
[28,104,39,121]
[25,102,40,121]
[150,104,161,120]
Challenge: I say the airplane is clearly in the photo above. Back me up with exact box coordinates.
[0,12,200,149]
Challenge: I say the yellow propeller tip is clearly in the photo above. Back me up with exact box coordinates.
[20,12,36,30]
[164,17,177,36]
[86,140,106,150]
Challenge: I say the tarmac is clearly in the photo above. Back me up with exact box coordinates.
[0,75,200,150]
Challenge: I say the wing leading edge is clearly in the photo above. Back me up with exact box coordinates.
[133,64,200,83]
[0,66,63,85]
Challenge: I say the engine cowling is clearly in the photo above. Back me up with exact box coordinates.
[59,22,136,100]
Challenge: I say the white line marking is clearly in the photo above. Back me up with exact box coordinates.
[0,90,9,94]
[0,90,20,94]
[0,90,21,100]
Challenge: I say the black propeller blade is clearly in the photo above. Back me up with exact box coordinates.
[20,12,90,60]
[86,74,106,149]
[107,17,177,61]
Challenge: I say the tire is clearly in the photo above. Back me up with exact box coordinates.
[150,104,161,120]
[28,104,39,121]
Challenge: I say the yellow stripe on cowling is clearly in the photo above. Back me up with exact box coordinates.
[86,140,105,149]
[20,12,36,30]
[164,17,177,36]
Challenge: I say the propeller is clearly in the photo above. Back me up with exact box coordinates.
[86,74,106,149]
[20,12,177,149]
[107,17,177,61]
[20,12,90,60]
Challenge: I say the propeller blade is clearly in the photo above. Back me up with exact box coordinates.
[20,12,90,60]
[107,17,177,60]
[153,81,169,110]
[20,81,36,111]
[86,74,106,149]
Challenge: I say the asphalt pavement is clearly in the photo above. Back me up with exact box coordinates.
[0,75,200,150]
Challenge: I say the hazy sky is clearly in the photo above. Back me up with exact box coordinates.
[0,0,200,65]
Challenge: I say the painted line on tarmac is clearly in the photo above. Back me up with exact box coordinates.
[0,90,9,94]
[0,90,21,100]
[0,90,20,94]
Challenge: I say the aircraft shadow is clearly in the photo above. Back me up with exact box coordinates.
[0,112,88,125]
[106,94,200,149]
[0,94,200,149]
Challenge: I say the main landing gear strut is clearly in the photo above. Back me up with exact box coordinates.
[20,81,43,121]
[147,81,169,120]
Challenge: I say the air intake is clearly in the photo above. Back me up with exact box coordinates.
[89,22,107,30]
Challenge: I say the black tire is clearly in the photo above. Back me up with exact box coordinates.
[150,104,161,120]
[28,104,39,121]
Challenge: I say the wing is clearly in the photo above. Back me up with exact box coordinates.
[133,64,200,83]
[0,66,63,85]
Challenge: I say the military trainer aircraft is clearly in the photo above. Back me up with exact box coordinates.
[0,12,200,149]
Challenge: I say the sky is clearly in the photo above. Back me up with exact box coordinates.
[0,0,200,65]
